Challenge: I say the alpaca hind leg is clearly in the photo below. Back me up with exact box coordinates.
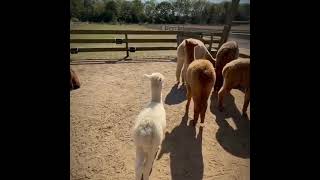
[135,147,144,180]
[185,84,192,114]
[193,97,201,126]
[143,147,159,180]
[176,56,184,83]
[200,101,208,124]
[218,85,229,112]
[181,62,188,84]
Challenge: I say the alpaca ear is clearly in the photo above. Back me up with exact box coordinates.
[144,74,151,79]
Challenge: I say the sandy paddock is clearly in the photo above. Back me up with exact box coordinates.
[70,58,250,180]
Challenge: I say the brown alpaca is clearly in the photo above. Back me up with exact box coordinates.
[218,58,250,115]
[214,41,239,92]
[186,59,215,126]
[70,68,80,91]
[184,39,216,126]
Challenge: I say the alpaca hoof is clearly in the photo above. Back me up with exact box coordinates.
[218,106,224,112]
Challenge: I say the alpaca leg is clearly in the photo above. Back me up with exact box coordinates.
[200,101,208,124]
[149,147,160,175]
[242,88,250,115]
[214,70,223,92]
[185,84,192,114]
[218,86,228,112]
[135,147,144,180]
[176,56,184,83]
[143,147,158,180]
[182,62,188,84]
[193,97,201,126]
[200,88,211,123]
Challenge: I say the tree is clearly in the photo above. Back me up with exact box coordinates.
[70,0,86,20]
[118,0,132,23]
[155,1,175,24]
[234,3,250,21]
[102,0,119,22]
[69,0,249,25]
[190,0,209,24]
[221,1,231,23]
[130,0,145,23]
[205,3,219,24]
[173,0,192,23]
[90,0,105,22]
[144,0,157,23]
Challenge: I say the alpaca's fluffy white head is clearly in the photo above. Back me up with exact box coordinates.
[144,72,165,89]
[144,72,164,82]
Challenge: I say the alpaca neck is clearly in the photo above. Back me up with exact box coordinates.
[205,50,216,65]
[186,47,196,63]
[151,86,162,103]
[206,49,214,61]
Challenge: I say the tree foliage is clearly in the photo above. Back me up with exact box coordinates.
[70,0,250,24]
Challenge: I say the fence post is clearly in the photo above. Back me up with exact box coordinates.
[177,32,183,47]
[218,25,231,49]
[176,33,179,47]
[218,0,240,49]
[209,32,213,52]
[125,33,129,58]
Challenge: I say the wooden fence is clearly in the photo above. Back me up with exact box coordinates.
[70,29,224,58]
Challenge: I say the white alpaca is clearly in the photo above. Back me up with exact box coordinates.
[133,72,166,180]
[176,38,216,84]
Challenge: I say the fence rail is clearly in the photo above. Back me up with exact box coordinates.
[70,29,223,36]
[70,29,232,58]
[70,38,220,44]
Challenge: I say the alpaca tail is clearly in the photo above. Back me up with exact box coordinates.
[199,68,214,84]
[134,123,154,146]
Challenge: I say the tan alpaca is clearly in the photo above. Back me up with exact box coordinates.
[176,38,216,84]
[218,58,250,115]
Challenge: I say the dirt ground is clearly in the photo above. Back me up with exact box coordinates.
[70,58,250,180]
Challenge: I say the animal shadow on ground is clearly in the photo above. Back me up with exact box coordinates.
[157,114,203,180]
[165,83,187,105]
[210,91,250,159]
